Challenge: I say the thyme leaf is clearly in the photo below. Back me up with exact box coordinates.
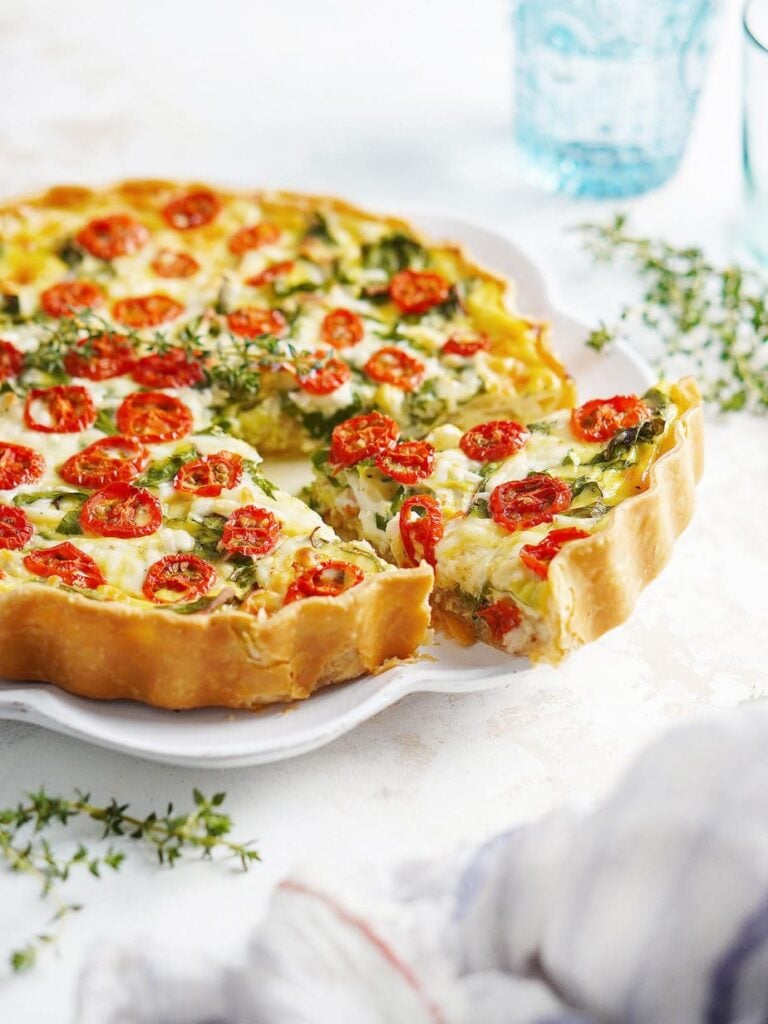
[577,215,768,414]
[0,788,258,973]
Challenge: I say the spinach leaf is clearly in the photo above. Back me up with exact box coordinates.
[56,508,84,535]
[587,417,665,467]
[136,449,198,487]
[361,233,425,275]
[56,239,85,268]
[13,490,88,509]
[192,514,228,559]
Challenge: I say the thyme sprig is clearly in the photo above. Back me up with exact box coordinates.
[577,214,768,414]
[0,787,258,973]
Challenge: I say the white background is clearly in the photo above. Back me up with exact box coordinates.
[1,0,767,1019]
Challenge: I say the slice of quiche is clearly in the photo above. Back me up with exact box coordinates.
[305,380,704,662]
[0,383,432,709]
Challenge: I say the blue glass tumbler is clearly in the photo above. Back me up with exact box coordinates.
[512,1,718,198]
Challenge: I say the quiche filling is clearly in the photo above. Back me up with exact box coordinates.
[305,383,688,659]
[0,182,701,694]
[0,185,573,459]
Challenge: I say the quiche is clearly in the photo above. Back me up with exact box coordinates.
[0,180,701,707]
[305,379,704,662]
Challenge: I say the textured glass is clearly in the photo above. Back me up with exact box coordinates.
[743,0,768,263]
[513,0,718,197]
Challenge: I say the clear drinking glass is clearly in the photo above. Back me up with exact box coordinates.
[512,0,719,198]
[743,0,768,263]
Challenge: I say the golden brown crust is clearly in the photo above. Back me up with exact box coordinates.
[542,377,704,659]
[0,566,433,709]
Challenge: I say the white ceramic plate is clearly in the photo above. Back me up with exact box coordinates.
[0,213,652,767]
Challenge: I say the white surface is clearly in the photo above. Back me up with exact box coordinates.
[0,0,766,1018]
[0,217,651,767]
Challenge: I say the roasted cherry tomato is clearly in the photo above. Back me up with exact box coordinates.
[132,348,205,388]
[571,395,650,444]
[81,482,162,539]
[0,504,33,550]
[389,269,450,315]
[489,473,571,532]
[284,560,365,604]
[116,391,193,443]
[296,355,350,395]
[460,420,529,463]
[226,307,287,339]
[476,599,522,645]
[221,505,281,558]
[246,260,295,288]
[399,494,443,567]
[76,214,149,261]
[59,435,150,488]
[173,451,243,497]
[151,249,200,278]
[41,280,104,318]
[229,222,280,255]
[442,334,492,357]
[24,385,96,433]
[363,346,425,391]
[329,411,399,468]
[519,527,590,579]
[162,189,221,231]
[142,553,216,604]
[112,294,184,329]
[64,333,136,381]
[23,541,106,590]
[0,442,45,490]
[374,440,435,484]
[0,340,23,381]
[321,308,364,349]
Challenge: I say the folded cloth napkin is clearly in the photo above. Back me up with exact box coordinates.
[77,705,768,1024]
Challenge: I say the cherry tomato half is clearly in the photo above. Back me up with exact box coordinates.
[389,269,450,315]
[296,355,350,395]
[151,249,200,279]
[489,474,571,533]
[229,222,280,255]
[0,442,45,490]
[476,599,522,645]
[173,452,243,498]
[81,482,162,539]
[23,541,106,589]
[329,411,399,468]
[321,308,364,349]
[284,560,365,604]
[116,391,193,443]
[112,294,184,329]
[0,504,33,550]
[132,348,205,389]
[363,346,425,391]
[442,335,492,357]
[226,307,287,339]
[246,261,295,288]
[374,440,435,485]
[571,395,650,444]
[162,190,221,231]
[59,436,150,488]
[399,494,443,567]
[64,333,136,381]
[0,340,23,381]
[76,214,149,261]
[221,505,281,558]
[519,527,590,579]
[41,280,104,318]
[143,553,216,604]
[24,385,96,433]
[459,420,529,463]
